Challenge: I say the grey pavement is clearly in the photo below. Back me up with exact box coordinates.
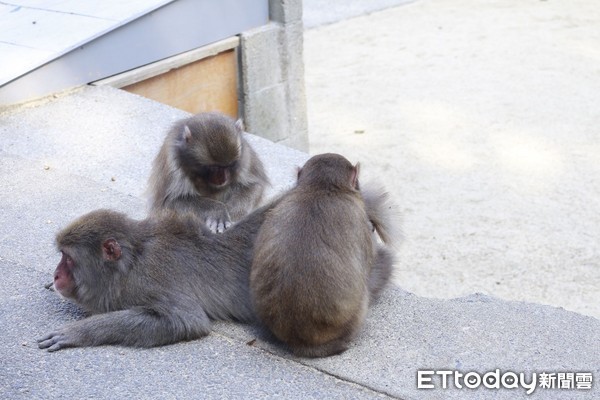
[1,3,599,400]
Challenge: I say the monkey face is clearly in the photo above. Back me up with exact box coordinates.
[53,238,123,306]
[53,251,77,299]
[52,210,130,313]
[205,162,238,188]
[207,165,230,186]
[186,161,239,191]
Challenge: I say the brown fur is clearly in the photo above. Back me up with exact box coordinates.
[250,153,397,358]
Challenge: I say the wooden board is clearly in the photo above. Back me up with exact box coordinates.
[123,49,238,118]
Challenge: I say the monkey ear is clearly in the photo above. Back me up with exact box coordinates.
[102,238,122,262]
[235,118,245,132]
[182,125,192,143]
[351,163,360,189]
[296,166,303,181]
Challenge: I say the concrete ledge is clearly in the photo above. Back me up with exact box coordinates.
[0,86,598,399]
[217,287,599,399]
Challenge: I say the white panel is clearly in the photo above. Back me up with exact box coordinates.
[0,0,269,105]
[0,1,172,85]
[0,7,113,52]
[0,42,53,86]
[4,0,170,21]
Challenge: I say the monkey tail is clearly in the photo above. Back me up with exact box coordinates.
[361,182,403,248]
[369,246,395,303]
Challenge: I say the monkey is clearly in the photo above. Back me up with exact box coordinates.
[250,153,399,358]
[147,112,270,233]
[37,199,281,352]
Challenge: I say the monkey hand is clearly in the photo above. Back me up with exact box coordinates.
[206,216,232,233]
[37,328,80,352]
[203,205,233,233]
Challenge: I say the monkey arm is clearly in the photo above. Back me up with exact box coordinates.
[37,306,211,351]
[225,182,266,221]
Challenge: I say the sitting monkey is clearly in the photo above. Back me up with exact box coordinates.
[147,112,270,232]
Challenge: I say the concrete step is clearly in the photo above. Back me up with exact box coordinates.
[0,86,597,399]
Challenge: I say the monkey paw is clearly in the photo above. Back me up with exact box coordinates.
[206,217,232,234]
[37,331,76,352]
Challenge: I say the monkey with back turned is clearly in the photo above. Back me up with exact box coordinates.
[147,112,270,233]
[250,153,399,358]
[37,200,280,351]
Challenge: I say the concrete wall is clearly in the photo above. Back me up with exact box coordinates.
[240,0,309,151]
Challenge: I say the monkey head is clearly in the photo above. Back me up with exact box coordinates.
[297,153,360,191]
[175,113,245,193]
[53,210,130,311]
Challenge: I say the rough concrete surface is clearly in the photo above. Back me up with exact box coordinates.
[305,0,600,321]
[0,1,599,399]
[221,287,599,399]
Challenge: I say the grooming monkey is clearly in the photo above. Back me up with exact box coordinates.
[250,153,399,358]
[147,112,269,233]
[37,201,279,351]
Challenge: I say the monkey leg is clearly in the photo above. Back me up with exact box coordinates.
[37,307,211,351]
[288,297,369,359]
[291,338,349,358]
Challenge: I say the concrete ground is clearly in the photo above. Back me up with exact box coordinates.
[304,0,600,320]
[0,1,598,399]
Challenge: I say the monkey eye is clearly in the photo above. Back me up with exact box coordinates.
[61,251,74,269]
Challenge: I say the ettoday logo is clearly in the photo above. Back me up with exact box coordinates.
[417,369,593,395]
